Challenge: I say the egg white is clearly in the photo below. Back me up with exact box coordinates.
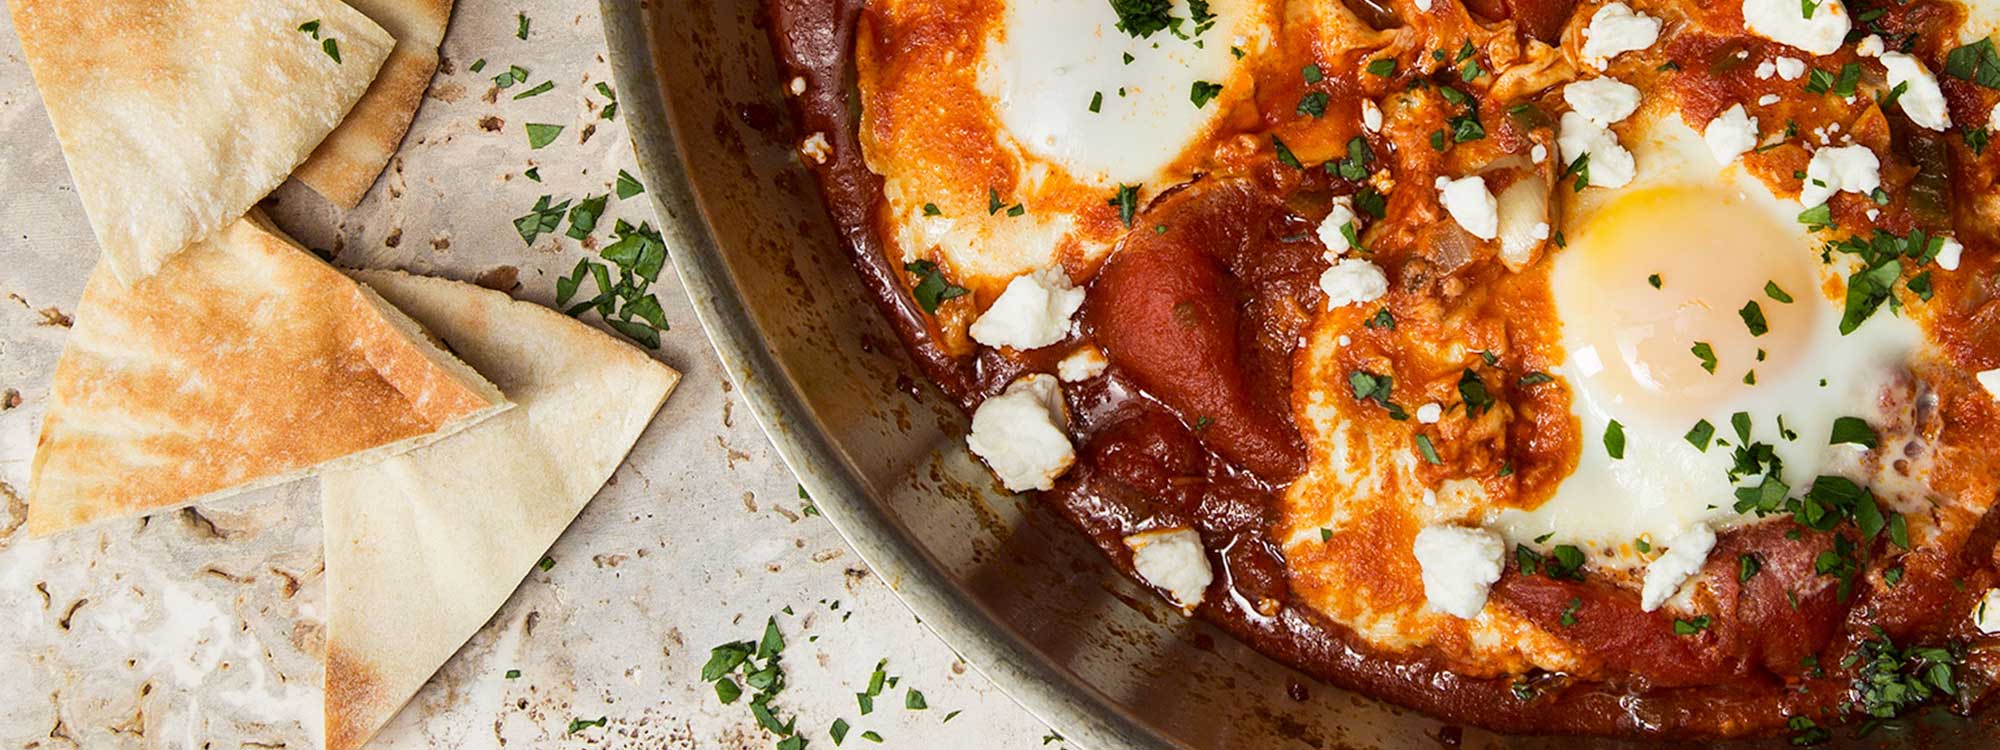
[1495,114,1923,563]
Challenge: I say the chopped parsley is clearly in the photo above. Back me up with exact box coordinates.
[1271,135,1302,168]
[1559,597,1582,627]
[1648,273,1662,289]
[1331,136,1374,181]
[904,260,969,314]
[516,12,531,40]
[1108,184,1140,227]
[1301,64,1324,83]
[1348,371,1407,419]
[701,617,809,745]
[1089,91,1103,113]
[1765,281,1794,303]
[1415,433,1443,464]
[495,65,530,89]
[525,123,564,149]
[596,81,619,120]
[1109,0,1175,38]
[1458,369,1494,416]
[566,716,607,735]
[1691,341,1718,373]
[1829,416,1878,448]
[1673,615,1713,635]
[1739,301,1769,337]
[565,194,608,240]
[514,195,570,245]
[1190,80,1223,108]
[616,169,646,199]
[1366,58,1397,77]
[1738,553,1762,582]
[1297,91,1329,118]
[513,80,555,100]
[1604,420,1626,459]
[1945,38,2000,89]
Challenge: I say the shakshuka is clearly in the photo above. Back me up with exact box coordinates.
[769,0,2000,740]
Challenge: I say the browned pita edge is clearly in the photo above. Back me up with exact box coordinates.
[8,0,392,284]
[24,212,508,536]
[320,269,678,750]
[294,0,456,207]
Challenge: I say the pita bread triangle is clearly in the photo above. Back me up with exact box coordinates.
[320,270,678,750]
[26,213,509,536]
[293,0,456,208]
[8,0,394,284]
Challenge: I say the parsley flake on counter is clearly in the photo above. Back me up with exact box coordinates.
[1648,273,1661,289]
[504,668,521,679]
[596,81,618,120]
[321,38,341,62]
[516,12,531,40]
[616,169,645,199]
[566,194,609,240]
[514,195,570,245]
[831,718,850,744]
[298,20,320,36]
[525,123,564,149]
[524,167,541,182]
[469,58,487,73]
[1089,91,1103,113]
[566,716,606,735]
[496,65,530,88]
[905,689,927,710]
[513,80,555,100]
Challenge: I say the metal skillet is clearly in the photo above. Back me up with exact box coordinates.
[597,0,1995,746]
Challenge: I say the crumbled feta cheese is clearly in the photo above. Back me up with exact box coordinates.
[1416,403,1443,423]
[1992,102,2000,131]
[1581,3,1662,70]
[1742,0,1851,56]
[1557,111,1637,189]
[788,76,807,96]
[1435,175,1500,240]
[1775,56,1807,80]
[969,267,1085,351]
[1640,523,1716,612]
[1362,99,1383,132]
[1317,196,1358,256]
[1979,369,2000,399]
[1936,237,1963,271]
[1758,93,1782,106]
[1704,104,1761,165]
[1799,144,1881,207]
[966,374,1074,492]
[1856,34,1885,57]
[1413,0,1433,10]
[1531,143,1549,164]
[1755,61,1775,79]
[1564,77,1642,127]
[1976,589,2000,634]
[1881,52,1953,131]
[1318,259,1389,309]
[800,132,831,163]
[1057,345,1108,382]
[1125,528,1213,612]
[1411,525,1506,619]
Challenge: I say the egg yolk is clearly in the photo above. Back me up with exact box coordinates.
[1554,185,1819,424]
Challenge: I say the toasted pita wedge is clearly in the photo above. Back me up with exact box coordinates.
[293,0,455,208]
[9,0,393,284]
[320,270,678,750]
[26,214,508,536]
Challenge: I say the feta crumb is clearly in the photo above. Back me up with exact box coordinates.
[1775,56,1807,80]
[1317,196,1358,256]
[1992,102,2000,131]
[1799,144,1881,207]
[966,374,1074,492]
[1318,259,1389,309]
[1742,0,1851,56]
[1758,93,1782,106]
[1640,523,1716,612]
[1125,528,1213,612]
[1856,34,1885,57]
[1936,237,1963,271]
[1057,345,1108,382]
[788,76,807,96]
[969,267,1085,351]
[1416,403,1443,423]
[1881,52,1953,131]
[1581,3,1662,70]
[1979,369,2000,399]
[1557,111,1637,190]
[800,132,831,163]
[1531,143,1548,164]
[1704,104,1761,165]
[1755,61,1775,79]
[1435,175,1500,240]
[1413,0,1433,10]
[1362,99,1383,133]
[1564,77,1642,127]
[1976,589,2000,634]
[1412,525,1506,619]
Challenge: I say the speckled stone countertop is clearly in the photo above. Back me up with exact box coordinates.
[0,3,1061,748]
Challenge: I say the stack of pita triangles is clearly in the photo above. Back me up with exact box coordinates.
[13,2,681,748]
